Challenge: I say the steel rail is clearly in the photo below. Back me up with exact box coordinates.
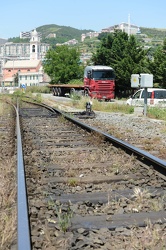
[2,99,31,249]
[15,100,31,250]
[53,107,166,176]
[22,97,57,114]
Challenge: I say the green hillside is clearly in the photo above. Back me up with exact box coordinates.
[37,24,93,43]
[7,24,94,44]
[38,24,165,43]
[6,24,166,46]
[140,27,166,39]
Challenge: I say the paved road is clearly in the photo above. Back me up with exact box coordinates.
[41,93,71,103]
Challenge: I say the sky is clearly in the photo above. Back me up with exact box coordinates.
[0,0,166,39]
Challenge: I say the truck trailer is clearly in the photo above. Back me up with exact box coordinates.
[48,65,115,101]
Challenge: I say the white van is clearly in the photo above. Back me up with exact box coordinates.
[126,88,166,107]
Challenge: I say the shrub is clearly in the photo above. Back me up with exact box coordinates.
[148,107,166,121]
[26,86,51,93]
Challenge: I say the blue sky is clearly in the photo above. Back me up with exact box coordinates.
[1,0,166,39]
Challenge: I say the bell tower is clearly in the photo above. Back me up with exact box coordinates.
[30,29,40,60]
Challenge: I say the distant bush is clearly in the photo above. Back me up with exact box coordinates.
[68,79,83,85]
[12,89,25,97]
[25,86,50,93]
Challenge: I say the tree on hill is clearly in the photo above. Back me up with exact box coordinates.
[43,45,84,84]
[140,27,166,40]
[97,32,109,41]
[150,38,166,88]
[92,31,150,96]
[8,37,29,43]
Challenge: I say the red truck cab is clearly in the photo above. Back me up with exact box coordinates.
[84,65,115,101]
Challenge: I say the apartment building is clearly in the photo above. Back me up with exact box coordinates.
[20,31,42,39]
[81,22,140,42]
[81,31,100,42]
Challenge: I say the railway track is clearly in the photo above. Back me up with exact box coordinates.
[18,100,166,250]
[0,99,165,249]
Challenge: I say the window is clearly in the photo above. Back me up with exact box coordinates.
[133,90,141,99]
[32,45,35,52]
[154,90,166,99]
[92,70,115,80]
[141,90,152,98]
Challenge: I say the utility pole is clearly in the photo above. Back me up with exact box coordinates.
[131,74,153,117]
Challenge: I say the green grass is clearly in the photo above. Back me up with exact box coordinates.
[148,107,166,121]
[12,89,25,97]
[55,203,73,233]
[68,79,83,85]
[70,96,134,114]
[25,86,51,93]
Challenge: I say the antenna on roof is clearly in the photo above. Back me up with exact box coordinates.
[128,14,130,36]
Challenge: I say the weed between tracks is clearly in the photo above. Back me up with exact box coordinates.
[104,187,165,215]
[125,221,166,250]
[68,179,78,187]
[108,220,166,249]
[56,146,139,179]
[48,197,73,233]
[55,203,73,233]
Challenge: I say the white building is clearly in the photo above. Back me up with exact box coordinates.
[0,29,50,86]
[0,30,49,60]
[81,22,140,42]
[81,31,100,42]
[20,31,42,39]
[101,23,140,35]
[119,23,140,35]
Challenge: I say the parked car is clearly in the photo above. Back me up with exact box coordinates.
[126,88,166,107]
